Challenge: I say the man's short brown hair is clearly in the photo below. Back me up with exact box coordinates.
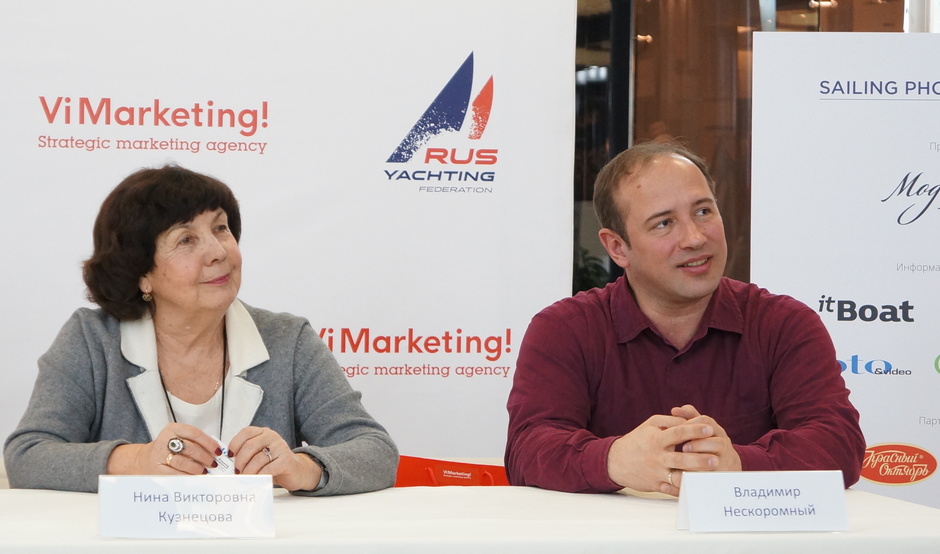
[593,141,715,244]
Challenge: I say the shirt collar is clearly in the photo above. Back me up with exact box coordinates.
[611,276,744,344]
[120,299,270,376]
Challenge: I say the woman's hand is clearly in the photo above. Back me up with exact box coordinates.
[228,426,323,491]
[107,423,222,476]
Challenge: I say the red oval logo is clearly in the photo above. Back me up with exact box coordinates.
[861,443,937,485]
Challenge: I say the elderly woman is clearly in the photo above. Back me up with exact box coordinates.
[4,165,398,494]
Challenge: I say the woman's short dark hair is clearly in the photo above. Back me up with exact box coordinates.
[83,165,241,321]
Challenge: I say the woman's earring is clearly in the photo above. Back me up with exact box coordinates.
[142,291,153,302]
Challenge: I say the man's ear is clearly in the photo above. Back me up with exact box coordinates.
[598,228,630,270]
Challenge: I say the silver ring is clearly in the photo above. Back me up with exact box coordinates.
[262,446,273,462]
[168,437,185,454]
[668,470,675,487]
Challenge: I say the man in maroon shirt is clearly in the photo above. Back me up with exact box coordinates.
[505,142,864,495]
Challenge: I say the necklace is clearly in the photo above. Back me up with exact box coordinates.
[158,328,228,439]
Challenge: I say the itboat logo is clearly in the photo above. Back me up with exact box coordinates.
[861,443,937,485]
[816,294,914,323]
[384,52,498,193]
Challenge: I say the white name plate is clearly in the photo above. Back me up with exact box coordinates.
[677,470,847,533]
[99,475,274,539]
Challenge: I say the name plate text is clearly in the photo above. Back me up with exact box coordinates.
[99,475,274,539]
[677,470,847,533]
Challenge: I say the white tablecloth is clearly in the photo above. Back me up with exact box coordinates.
[1,486,938,553]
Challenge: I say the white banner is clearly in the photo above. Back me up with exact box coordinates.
[752,32,939,507]
[0,1,575,460]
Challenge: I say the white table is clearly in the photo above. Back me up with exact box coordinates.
[1,486,938,552]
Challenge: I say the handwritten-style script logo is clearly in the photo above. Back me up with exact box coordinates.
[861,443,936,485]
[881,172,940,225]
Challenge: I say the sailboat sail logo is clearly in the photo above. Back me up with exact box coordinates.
[387,53,494,164]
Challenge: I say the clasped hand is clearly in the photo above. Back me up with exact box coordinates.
[606,404,741,496]
[108,424,322,492]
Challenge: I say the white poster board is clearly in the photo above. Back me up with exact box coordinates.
[752,32,939,507]
[0,0,575,460]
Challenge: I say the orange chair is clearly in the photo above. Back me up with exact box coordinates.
[394,455,509,487]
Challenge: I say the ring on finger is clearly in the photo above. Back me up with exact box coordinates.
[168,437,185,454]
[166,453,175,465]
[262,446,274,462]
[667,470,675,487]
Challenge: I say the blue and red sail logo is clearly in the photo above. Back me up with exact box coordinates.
[386,52,496,167]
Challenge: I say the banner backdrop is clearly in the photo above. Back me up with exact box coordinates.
[752,32,939,508]
[0,1,575,459]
